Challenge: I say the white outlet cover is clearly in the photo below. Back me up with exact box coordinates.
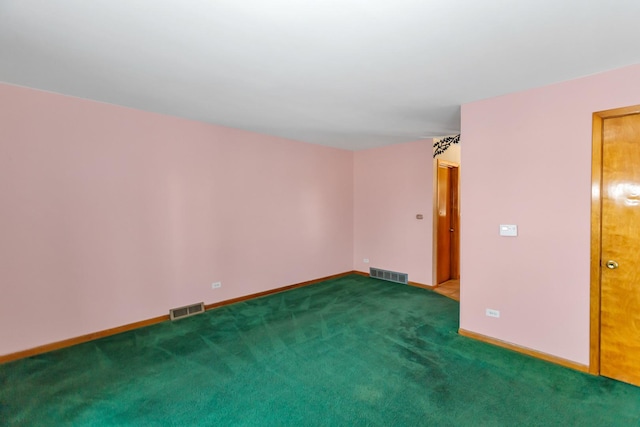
[363,258,369,263]
[499,224,518,237]
[486,308,500,318]
[212,282,222,289]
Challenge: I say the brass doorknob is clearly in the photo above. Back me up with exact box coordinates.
[606,260,619,269]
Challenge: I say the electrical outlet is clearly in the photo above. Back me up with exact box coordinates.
[486,308,500,318]
[363,258,370,263]
[212,282,222,289]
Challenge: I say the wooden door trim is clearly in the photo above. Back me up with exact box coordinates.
[438,160,459,168]
[450,166,460,279]
[434,160,460,284]
[590,104,640,375]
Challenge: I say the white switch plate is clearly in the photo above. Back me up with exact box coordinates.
[486,308,500,318]
[363,258,369,263]
[212,282,222,289]
[499,224,518,237]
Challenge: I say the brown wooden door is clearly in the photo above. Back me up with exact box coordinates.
[600,112,640,386]
[437,162,459,284]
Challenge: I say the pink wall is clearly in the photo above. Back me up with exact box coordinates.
[460,64,640,365]
[353,140,433,285]
[0,83,354,356]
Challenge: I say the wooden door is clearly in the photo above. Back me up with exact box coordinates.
[437,162,459,284]
[600,112,640,386]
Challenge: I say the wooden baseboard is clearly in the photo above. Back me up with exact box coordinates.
[458,328,589,373]
[1,271,358,364]
[408,281,435,290]
[0,315,170,364]
[204,271,356,310]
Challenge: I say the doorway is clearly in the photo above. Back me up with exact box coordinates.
[436,160,460,286]
[590,104,640,387]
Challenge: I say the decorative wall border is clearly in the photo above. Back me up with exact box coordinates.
[433,134,460,158]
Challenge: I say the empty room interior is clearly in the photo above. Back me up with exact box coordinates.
[2,1,640,425]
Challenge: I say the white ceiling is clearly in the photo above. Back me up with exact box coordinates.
[1,1,640,150]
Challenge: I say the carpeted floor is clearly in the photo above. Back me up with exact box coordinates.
[1,274,639,426]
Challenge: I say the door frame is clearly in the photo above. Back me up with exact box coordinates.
[590,103,640,374]
[433,159,460,285]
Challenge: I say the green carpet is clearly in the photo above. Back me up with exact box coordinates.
[1,274,639,426]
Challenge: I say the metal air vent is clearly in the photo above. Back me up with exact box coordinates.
[170,302,205,320]
[369,268,409,285]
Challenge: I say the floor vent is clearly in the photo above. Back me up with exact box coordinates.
[170,302,205,321]
[369,268,409,285]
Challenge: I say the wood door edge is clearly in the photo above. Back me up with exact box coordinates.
[432,158,439,285]
[450,166,460,279]
[590,111,603,375]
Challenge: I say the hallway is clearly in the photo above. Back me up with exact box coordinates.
[434,279,460,301]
